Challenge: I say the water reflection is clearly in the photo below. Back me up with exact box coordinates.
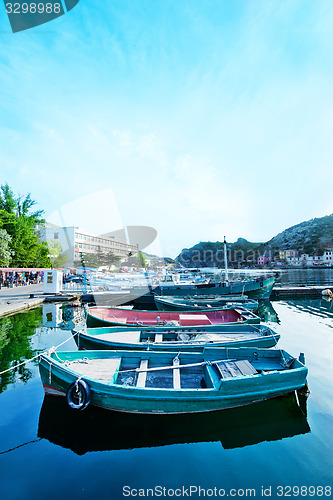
[257,300,280,323]
[281,298,333,323]
[274,268,333,287]
[0,308,42,393]
[38,392,310,455]
[41,303,85,330]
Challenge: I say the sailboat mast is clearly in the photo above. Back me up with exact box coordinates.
[224,236,229,283]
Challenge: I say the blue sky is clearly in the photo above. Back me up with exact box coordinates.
[1,0,333,257]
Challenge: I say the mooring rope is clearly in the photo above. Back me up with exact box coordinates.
[0,438,42,456]
[0,330,80,377]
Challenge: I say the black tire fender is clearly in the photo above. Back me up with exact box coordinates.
[66,379,91,410]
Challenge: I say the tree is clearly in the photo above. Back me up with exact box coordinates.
[79,252,100,268]
[0,183,44,223]
[137,251,147,269]
[104,251,120,270]
[0,228,13,266]
[47,241,67,268]
[0,184,50,268]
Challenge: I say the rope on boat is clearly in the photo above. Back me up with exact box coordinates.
[118,358,237,374]
[0,330,80,377]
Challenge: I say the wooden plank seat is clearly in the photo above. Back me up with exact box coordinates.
[136,359,148,388]
[173,357,181,389]
[213,360,257,379]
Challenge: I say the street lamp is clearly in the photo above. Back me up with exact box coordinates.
[47,254,56,269]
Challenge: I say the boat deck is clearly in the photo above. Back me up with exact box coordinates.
[83,329,265,345]
[68,358,121,383]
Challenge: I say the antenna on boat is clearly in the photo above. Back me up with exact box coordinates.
[224,236,229,284]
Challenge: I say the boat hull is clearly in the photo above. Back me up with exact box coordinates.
[154,296,259,312]
[73,325,280,351]
[159,276,276,300]
[81,277,275,308]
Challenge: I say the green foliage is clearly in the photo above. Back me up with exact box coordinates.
[0,228,13,266]
[76,250,121,269]
[0,184,51,268]
[137,251,147,268]
[0,307,43,394]
[47,241,67,268]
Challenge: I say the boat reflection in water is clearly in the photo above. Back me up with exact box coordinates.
[257,300,280,324]
[37,390,310,456]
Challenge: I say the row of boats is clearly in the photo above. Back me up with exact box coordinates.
[39,283,309,414]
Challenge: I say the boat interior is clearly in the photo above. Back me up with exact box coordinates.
[91,307,254,326]
[85,329,264,344]
[57,349,300,392]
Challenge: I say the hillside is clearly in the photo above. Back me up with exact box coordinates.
[176,214,333,267]
[177,238,261,267]
[260,214,333,255]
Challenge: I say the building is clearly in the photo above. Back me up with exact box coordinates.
[279,250,298,260]
[38,224,139,268]
[257,255,271,266]
[287,250,332,267]
[323,248,333,264]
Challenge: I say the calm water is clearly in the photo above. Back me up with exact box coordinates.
[208,268,333,287]
[1,287,333,498]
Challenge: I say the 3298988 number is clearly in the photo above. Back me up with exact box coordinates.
[5,3,62,14]
[277,485,332,496]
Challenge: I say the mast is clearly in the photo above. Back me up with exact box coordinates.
[224,236,229,284]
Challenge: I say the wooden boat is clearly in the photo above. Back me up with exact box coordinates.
[159,275,276,300]
[154,295,259,312]
[39,347,308,414]
[80,275,276,308]
[73,324,280,351]
[85,306,260,329]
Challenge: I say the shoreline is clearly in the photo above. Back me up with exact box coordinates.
[0,284,45,318]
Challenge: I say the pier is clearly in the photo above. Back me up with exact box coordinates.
[0,284,45,317]
[0,284,81,318]
[271,285,333,299]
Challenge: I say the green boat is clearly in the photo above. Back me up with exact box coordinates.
[73,324,280,352]
[85,306,260,329]
[159,275,276,300]
[154,295,259,312]
[39,347,308,414]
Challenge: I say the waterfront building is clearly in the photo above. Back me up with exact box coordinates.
[38,224,138,268]
[257,255,271,265]
[279,250,298,260]
[287,250,333,267]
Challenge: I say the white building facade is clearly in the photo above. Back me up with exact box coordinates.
[39,225,138,268]
[286,248,333,267]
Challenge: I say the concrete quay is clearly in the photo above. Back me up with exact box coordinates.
[0,284,46,317]
[271,285,333,299]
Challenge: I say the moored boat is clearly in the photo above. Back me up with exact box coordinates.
[73,324,280,351]
[85,306,260,329]
[39,347,308,414]
[154,294,259,312]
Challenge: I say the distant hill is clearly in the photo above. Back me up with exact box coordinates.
[176,238,261,267]
[176,214,333,267]
[259,214,333,256]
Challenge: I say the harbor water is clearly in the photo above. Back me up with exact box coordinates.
[0,271,333,499]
